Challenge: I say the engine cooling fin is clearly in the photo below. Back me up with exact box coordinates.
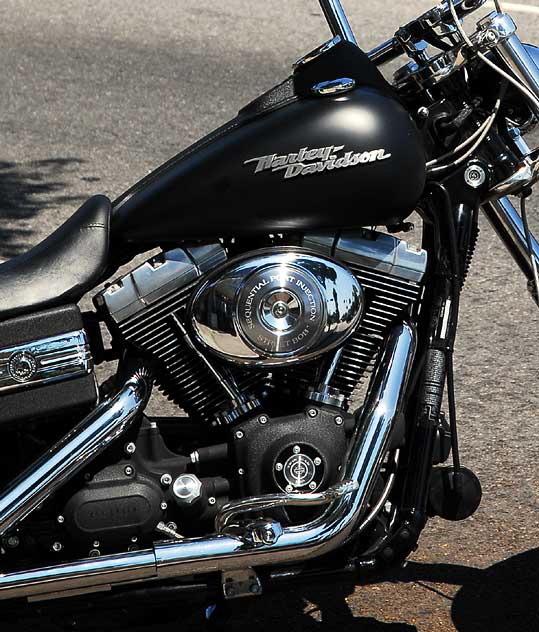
[115,281,262,421]
[96,244,266,423]
[302,230,426,402]
[97,232,426,422]
[330,260,423,398]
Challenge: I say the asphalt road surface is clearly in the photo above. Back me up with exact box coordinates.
[2,1,539,630]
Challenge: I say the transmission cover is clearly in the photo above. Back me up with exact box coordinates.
[189,248,364,366]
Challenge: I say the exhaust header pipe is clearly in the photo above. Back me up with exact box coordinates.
[0,323,416,601]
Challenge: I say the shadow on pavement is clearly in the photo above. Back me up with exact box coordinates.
[0,158,86,259]
[235,579,418,631]
[396,548,539,631]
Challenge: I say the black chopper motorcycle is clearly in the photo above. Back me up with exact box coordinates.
[1,0,539,625]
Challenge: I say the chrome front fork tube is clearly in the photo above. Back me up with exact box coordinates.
[482,196,539,298]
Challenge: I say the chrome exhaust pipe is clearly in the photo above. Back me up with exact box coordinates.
[0,322,415,601]
[0,366,151,537]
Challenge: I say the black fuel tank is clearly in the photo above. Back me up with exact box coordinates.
[113,80,426,247]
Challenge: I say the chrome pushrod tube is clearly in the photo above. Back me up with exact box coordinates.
[0,322,415,601]
[482,196,539,283]
[318,0,357,45]
[0,368,151,537]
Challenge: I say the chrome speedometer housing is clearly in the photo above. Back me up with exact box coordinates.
[189,248,364,367]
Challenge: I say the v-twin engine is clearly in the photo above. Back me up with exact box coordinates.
[96,230,426,423]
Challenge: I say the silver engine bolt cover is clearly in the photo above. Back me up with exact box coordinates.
[172,474,203,505]
[190,249,364,366]
[273,443,324,492]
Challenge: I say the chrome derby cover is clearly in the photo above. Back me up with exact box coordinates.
[189,248,364,366]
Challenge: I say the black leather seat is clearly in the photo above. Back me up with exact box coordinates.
[0,195,111,320]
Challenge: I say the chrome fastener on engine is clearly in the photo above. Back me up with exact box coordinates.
[172,474,203,505]
[160,473,172,487]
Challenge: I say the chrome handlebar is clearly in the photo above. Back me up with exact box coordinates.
[318,0,357,45]
[367,0,487,65]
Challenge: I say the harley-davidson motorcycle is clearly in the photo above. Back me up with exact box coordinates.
[2,0,539,624]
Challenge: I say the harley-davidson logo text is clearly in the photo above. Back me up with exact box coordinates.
[243,145,391,179]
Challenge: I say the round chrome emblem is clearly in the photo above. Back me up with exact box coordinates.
[236,263,325,357]
[8,351,37,383]
[274,443,325,492]
[464,164,486,189]
[283,453,316,488]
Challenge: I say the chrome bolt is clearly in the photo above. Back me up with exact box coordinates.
[308,408,317,418]
[6,535,19,549]
[238,468,245,476]
[93,540,100,548]
[52,542,63,552]
[309,481,317,490]
[131,536,138,543]
[208,497,216,506]
[160,473,172,487]
[293,445,301,454]
[235,430,244,440]
[167,522,178,531]
[125,442,136,455]
[259,415,268,424]
[89,549,100,557]
[285,484,294,493]
[314,457,322,466]
[485,29,499,44]
[56,515,65,524]
[275,462,283,472]
[417,106,429,119]
[160,502,168,511]
[335,416,343,426]
[264,527,277,544]
[124,465,134,476]
[250,582,261,594]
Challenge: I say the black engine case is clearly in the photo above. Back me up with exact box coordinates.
[232,406,352,497]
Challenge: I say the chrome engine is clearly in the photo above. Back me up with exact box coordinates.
[96,230,427,423]
[0,229,427,600]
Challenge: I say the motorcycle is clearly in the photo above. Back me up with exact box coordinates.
[1,0,538,625]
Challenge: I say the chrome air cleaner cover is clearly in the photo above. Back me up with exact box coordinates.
[189,248,364,366]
